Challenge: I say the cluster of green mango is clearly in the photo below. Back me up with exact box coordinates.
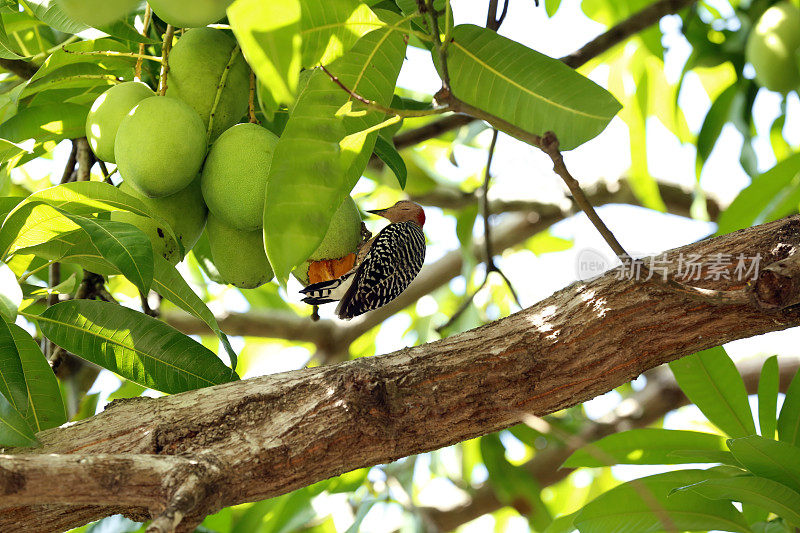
[746,1,800,94]
[81,6,362,290]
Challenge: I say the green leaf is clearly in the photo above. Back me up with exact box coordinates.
[545,0,562,17]
[778,368,800,446]
[14,181,154,217]
[0,203,82,258]
[695,82,737,179]
[680,476,800,528]
[758,356,779,438]
[0,387,36,447]
[10,323,66,431]
[263,12,407,284]
[573,470,750,533]
[0,103,89,143]
[299,0,385,67]
[152,256,237,372]
[373,135,406,188]
[30,300,238,394]
[0,16,28,60]
[188,230,224,283]
[728,436,800,494]
[22,0,87,34]
[0,260,22,321]
[0,317,28,417]
[446,24,621,150]
[229,0,302,108]
[669,346,756,438]
[563,429,729,467]
[22,63,125,98]
[717,153,800,235]
[64,213,153,294]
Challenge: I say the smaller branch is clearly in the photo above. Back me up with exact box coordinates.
[486,0,510,31]
[0,58,37,80]
[420,0,450,90]
[60,141,78,183]
[538,131,631,262]
[146,474,205,533]
[157,25,175,96]
[248,68,259,124]
[140,291,159,318]
[207,44,241,141]
[319,65,449,117]
[135,4,153,81]
[75,138,93,182]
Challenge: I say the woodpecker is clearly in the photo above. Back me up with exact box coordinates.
[300,200,426,319]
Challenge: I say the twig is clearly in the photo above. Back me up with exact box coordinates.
[486,0,510,31]
[438,129,521,332]
[140,291,159,317]
[206,44,241,141]
[319,65,449,117]
[60,141,78,183]
[135,4,153,81]
[419,0,450,90]
[538,131,630,262]
[248,68,258,124]
[0,58,37,79]
[157,25,175,96]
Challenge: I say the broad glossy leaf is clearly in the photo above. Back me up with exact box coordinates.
[758,356,779,438]
[152,256,237,371]
[0,203,83,258]
[14,181,153,217]
[0,103,89,143]
[545,0,562,17]
[728,436,800,494]
[0,260,21,321]
[0,387,36,447]
[446,24,621,150]
[0,138,34,163]
[563,429,728,467]
[717,153,800,235]
[373,135,406,189]
[264,12,406,283]
[229,0,302,110]
[65,213,153,294]
[695,83,737,178]
[299,0,384,67]
[778,368,800,446]
[669,347,756,438]
[0,17,27,60]
[22,63,124,98]
[681,476,800,527]
[10,323,66,431]
[33,300,238,394]
[0,317,28,416]
[22,0,87,34]
[573,470,750,533]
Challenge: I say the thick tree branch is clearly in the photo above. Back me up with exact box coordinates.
[5,216,800,532]
[425,354,800,530]
[0,58,37,79]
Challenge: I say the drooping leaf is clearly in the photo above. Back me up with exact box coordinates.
[728,436,800,494]
[446,24,621,150]
[64,213,153,294]
[152,256,237,372]
[778,368,800,446]
[373,135,406,189]
[669,346,756,438]
[563,429,729,467]
[758,355,779,438]
[0,203,82,258]
[22,0,88,34]
[10,323,66,431]
[573,469,750,533]
[31,300,238,394]
[0,260,22,321]
[229,0,302,111]
[717,153,800,236]
[263,11,407,283]
[0,387,36,447]
[0,317,28,417]
[695,82,737,179]
[679,475,800,528]
[545,0,562,17]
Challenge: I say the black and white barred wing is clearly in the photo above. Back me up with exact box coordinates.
[336,221,425,319]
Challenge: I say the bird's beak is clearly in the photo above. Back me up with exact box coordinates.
[367,208,388,217]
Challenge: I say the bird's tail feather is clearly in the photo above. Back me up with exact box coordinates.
[299,277,345,305]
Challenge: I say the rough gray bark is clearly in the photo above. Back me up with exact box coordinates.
[3,215,800,532]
